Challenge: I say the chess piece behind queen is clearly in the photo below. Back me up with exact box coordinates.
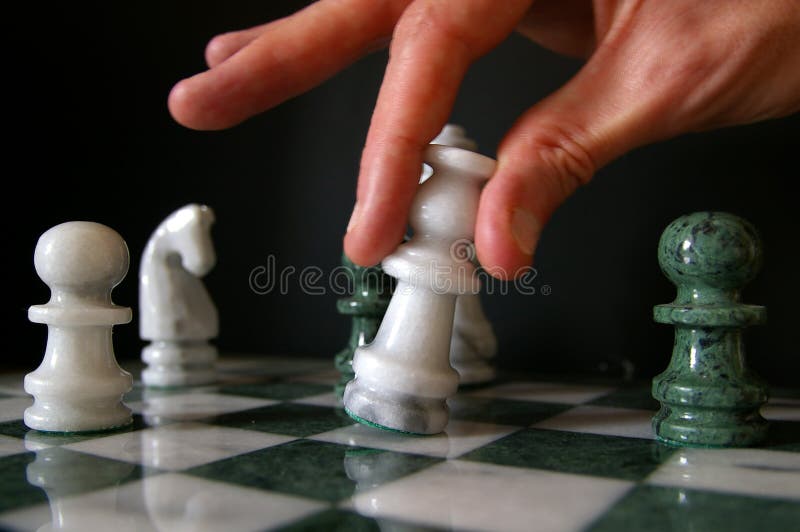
[139,204,218,387]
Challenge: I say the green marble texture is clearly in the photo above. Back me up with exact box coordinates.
[345,409,421,435]
[447,396,572,426]
[462,428,674,481]
[334,253,393,398]
[588,386,662,411]
[652,212,769,447]
[212,403,355,438]
[588,485,800,532]
[187,440,440,503]
[282,508,448,531]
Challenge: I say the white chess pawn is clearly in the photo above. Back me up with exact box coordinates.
[430,124,498,385]
[343,144,496,434]
[139,204,218,387]
[24,222,133,432]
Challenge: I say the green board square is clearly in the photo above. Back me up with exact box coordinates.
[587,485,800,531]
[186,440,441,503]
[461,428,675,481]
[277,509,382,532]
[588,385,660,411]
[0,420,28,440]
[448,396,571,426]
[219,382,331,401]
[211,403,354,437]
[278,508,448,532]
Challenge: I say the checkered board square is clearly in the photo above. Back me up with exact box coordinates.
[0,356,797,532]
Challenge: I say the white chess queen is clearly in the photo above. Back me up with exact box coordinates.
[344,144,496,434]
[139,204,218,386]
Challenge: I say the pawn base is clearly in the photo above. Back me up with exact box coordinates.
[24,400,132,434]
[142,341,217,387]
[343,378,449,435]
[652,366,769,447]
[652,405,769,447]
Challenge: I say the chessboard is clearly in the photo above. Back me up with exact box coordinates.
[0,355,797,532]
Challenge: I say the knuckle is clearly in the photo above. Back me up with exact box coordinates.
[529,124,597,195]
[393,2,476,55]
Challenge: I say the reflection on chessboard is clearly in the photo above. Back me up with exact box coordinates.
[0,356,798,531]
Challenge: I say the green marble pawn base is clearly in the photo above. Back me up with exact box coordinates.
[652,212,769,447]
[333,254,392,398]
[651,324,769,447]
[345,409,423,436]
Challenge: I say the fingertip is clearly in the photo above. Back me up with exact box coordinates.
[205,34,235,68]
[343,229,394,268]
[167,79,199,129]
[475,174,539,280]
[168,75,236,131]
[343,200,409,267]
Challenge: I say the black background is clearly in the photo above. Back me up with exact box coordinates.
[5,1,799,385]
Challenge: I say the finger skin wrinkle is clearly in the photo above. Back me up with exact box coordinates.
[500,121,598,192]
[359,132,425,203]
[394,0,532,59]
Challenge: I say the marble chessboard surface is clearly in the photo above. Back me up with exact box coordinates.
[0,355,798,532]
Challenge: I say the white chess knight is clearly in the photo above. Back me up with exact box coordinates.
[140,204,218,387]
[431,124,498,385]
[24,222,134,432]
[344,143,497,434]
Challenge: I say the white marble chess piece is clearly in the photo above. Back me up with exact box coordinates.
[24,222,134,432]
[430,124,498,385]
[343,144,496,434]
[140,204,218,387]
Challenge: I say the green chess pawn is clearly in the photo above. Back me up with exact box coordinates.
[334,253,393,398]
[652,211,769,447]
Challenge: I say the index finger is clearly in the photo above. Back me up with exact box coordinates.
[169,0,410,130]
[344,0,532,266]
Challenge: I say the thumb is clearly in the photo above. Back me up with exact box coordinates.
[475,41,678,279]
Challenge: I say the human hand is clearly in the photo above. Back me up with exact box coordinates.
[169,0,800,279]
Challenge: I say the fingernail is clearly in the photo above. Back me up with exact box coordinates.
[511,208,540,256]
[346,202,362,233]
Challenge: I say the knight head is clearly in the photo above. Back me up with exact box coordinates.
[164,204,216,277]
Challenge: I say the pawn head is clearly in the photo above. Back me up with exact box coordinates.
[658,211,762,293]
[34,221,130,291]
